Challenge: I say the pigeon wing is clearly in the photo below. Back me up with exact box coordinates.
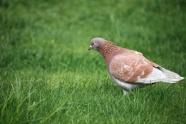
[109,50,166,84]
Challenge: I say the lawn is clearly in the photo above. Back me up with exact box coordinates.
[0,0,186,123]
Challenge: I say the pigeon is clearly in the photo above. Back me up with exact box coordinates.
[88,37,184,95]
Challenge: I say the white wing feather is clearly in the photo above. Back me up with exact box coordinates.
[136,67,184,84]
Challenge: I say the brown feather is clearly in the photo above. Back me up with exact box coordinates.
[96,40,160,83]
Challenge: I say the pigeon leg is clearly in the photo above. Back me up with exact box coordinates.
[123,89,128,95]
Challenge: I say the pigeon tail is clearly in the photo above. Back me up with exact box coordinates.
[158,67,184,83]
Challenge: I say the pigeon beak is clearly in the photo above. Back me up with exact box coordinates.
[88,46,92,50]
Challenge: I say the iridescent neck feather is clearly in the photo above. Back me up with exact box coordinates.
[98,41,119,64]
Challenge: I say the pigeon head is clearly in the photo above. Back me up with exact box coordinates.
[88,37,119,64]
[88,37,106,51]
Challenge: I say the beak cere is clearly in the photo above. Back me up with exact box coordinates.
[88,46,92,50]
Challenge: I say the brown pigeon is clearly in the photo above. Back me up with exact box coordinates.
[88,37,184,94]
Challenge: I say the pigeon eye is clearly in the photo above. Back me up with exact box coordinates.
[91,42,94,45]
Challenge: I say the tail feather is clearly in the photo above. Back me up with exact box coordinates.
[159,67,184,83]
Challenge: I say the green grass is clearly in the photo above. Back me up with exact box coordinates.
[0,0,186,123]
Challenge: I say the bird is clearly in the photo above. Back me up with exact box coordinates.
[88,37,184,95]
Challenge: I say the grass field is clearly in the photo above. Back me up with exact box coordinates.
[0,0,186,123]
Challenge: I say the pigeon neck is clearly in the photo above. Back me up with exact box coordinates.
[98,43,118,64]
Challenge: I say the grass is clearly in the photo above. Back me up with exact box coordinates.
[0,0,186,123]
